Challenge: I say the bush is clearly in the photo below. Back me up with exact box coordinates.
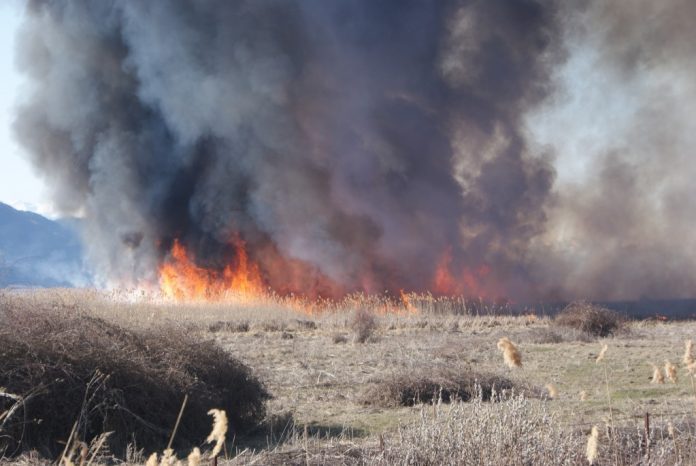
[350,307,378,343]
[0,301,270,459]
[366,369,519,407]
[554,301,627,337]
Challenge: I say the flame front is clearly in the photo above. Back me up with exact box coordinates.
[159,238,264,301]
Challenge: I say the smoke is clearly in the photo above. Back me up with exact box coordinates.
[13,0,564,299]
[528,0,696,300]
[20,0,696,301]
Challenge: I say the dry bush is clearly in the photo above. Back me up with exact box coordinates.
[350,307,378,343]
[365,369,519,407]
[0,301,270,459]
[553,302,627,337]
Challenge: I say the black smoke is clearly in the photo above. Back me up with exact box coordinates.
[14,0,562,298]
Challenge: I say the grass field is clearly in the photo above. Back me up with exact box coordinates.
[2,289,696,464]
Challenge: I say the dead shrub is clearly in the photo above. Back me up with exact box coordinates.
[366,368,519,407]
[0,302,270,459]
[554,302,627,337]
[350,307,378,343]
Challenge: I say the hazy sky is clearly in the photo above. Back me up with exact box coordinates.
[0,1,50,215]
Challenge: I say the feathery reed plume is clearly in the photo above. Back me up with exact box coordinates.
[595,344,608,364]
[665,360,678,383]
[684,340,694,366]
[687,361,696,375]
[145,453,158,466]
[206,409,228,458]
[545,383,558,399]
[586,425,599,465]
[159,448,175,466]
[497,337,522,368]
[579,390,588,401]
[187,447,201,466]
[651,363,665,384]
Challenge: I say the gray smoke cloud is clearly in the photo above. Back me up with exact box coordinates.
[528,0,696,300]
[22,0,696,301]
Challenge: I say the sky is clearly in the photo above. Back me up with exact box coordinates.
[0,1,51,216]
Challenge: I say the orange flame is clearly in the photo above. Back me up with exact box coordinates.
[159,237,264,301]
[432,246,494,298]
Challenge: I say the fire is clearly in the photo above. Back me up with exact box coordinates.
[157,238,503,309]
[432,246,494,298]
[159,237,264,301]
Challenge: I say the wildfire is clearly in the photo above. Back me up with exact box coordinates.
[159,237,264,301]
[432,246,494,298]
[157,238,501,310]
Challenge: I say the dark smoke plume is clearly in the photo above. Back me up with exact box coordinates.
[14,0,562,299]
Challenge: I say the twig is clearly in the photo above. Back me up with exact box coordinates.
[167,394,188,450]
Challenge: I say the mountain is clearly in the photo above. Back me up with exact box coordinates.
[0,202,89,287]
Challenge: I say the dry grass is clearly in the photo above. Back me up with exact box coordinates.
[5,290,696,465]
[0,295,269,459]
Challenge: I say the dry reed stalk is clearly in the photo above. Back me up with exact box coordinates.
[684,340,694,366]
[497,337,522,368]
[85,432,111,466]
[586,425,599,465]
[595,344,608,364]
[206,409,228,458]
[665,360,678,383]
[651,364,665,384]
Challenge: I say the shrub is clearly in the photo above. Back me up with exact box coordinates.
[554,302,627,337]
[350,307,378,343]
[366,368,519,407]
[0,301,270,459]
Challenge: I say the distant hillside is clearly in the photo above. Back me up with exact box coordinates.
[0,202,89,287]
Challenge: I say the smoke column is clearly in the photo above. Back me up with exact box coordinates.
[14,0,696,301]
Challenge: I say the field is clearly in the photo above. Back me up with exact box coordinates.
[2,290,696,465]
